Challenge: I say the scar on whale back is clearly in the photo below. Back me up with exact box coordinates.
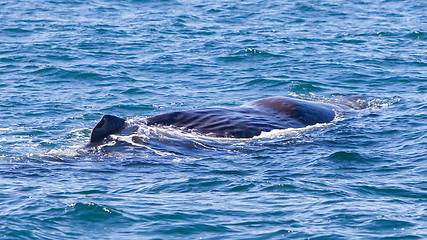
[89,97,365,143]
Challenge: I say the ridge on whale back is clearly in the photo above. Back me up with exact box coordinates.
[89,96,364,143]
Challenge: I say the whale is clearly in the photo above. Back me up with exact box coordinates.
[89,96,363,143]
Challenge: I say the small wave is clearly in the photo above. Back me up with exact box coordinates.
[290,92,401,110]
[328,151,372,163]
[405,31,425,40]
[159,223,235,236]
[25,65,112,82]
[365,96,402,109]
[240,48,285,58]
[375,219,417,234]
[2,27,33,34]
[289,82,324,93]
[355,185,426,199]
[11,201,139,237]
[239,77,290,89]
[218,48,285,62]
[121,87,155,95]
[65,202,119,219]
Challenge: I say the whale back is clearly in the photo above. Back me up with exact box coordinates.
[146,97,337,138]
[251,97,336,125]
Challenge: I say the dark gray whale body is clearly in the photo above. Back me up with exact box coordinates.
[89,114,126,143]
[89,97,350,143]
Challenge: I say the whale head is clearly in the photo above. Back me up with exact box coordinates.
[89,115,125,143]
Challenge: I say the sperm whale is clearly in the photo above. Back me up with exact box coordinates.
[89,97,360,143]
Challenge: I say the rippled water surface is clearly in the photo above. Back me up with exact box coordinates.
[1,0,426,239]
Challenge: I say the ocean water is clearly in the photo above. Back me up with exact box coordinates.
[0,0,426,239]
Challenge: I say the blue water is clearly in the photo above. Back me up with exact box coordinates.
[1,0,426,239]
